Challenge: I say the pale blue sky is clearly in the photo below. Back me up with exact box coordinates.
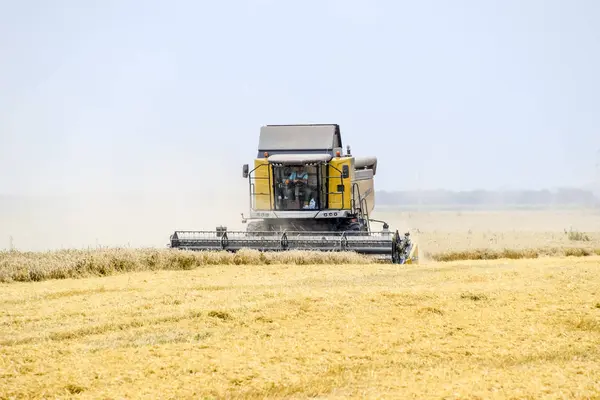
[2,0,599,195]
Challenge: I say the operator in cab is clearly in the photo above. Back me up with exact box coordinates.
[284,166,309,208]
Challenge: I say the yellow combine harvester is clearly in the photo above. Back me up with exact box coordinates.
[169,124,418,264]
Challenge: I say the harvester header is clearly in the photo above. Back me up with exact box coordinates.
[169,123,417,264]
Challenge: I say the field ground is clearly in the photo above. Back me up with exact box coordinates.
[1,209,600,398]
[373,208,600,234]
[1,256,600,399]
[372,208,600,255]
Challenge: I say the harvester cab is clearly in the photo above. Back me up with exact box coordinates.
[169,124,418,264]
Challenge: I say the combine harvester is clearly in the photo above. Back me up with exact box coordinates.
[169,124,418,264]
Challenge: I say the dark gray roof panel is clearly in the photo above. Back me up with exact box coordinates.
[258,124,342,152]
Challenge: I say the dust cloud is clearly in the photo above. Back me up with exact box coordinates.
[0,168,249,252]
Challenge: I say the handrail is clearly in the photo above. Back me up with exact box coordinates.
[248,163,272,211]
[351,182,362,214]
[350,182,372,232]
[361,196,371,232]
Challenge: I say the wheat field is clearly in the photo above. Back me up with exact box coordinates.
[1,255,599,399]
[1,209,600,399]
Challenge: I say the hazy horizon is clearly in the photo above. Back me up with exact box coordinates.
[2,1,600,250]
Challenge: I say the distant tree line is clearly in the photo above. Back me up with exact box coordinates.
[375,188,600,208]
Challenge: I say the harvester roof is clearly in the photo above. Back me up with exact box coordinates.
[257,124,342,157]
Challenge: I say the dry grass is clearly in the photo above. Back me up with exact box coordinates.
[373,208,600,251]
[2,244,600,283]
[1,256,599,398]
[0,248,373,283]
[566,229,592,242]
[429,246,600,262]
[2,245,600,283]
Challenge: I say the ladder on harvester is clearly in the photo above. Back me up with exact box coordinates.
[351,183,371,232]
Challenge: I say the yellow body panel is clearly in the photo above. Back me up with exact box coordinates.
[252,158,272,210]
[249,156,374,213]
[328,157,352,210]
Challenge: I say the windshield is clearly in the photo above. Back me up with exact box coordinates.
[273,164,321,211]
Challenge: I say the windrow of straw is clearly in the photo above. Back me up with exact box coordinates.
[1,246,599,283]
[428,247,600,262]
[0,248,372,283]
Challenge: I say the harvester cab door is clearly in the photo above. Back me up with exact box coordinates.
[274,166,292,209]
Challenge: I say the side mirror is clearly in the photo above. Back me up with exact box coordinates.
[242,164,249,178]
[342,164,349,179]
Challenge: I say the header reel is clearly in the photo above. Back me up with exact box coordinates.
[169,227,418,265]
